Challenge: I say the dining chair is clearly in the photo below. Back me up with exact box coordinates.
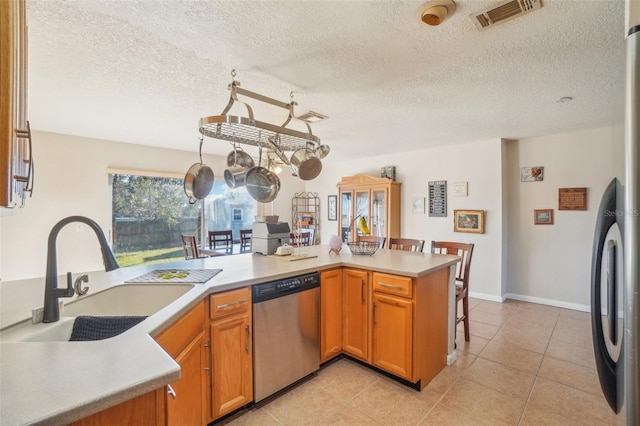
[208,230,233,251]
[430,240,475,342]
[181,234,203,260]
[388,238,425,252]
[239,229,252,251]
[289,232,311,247]
[357,235,386,249]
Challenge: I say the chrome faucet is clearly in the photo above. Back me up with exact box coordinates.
[43,216,120,323]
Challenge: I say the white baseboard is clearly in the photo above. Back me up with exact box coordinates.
[468,291,503,303]
[447,350,458,365]
[502,292,590,312]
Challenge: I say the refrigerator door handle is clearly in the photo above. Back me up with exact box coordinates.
[607,240,618,346]
[591,178,622,413]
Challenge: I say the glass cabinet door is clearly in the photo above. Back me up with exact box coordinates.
[355,190,370,238]
[371,188,387,238]
[340,191,352,242]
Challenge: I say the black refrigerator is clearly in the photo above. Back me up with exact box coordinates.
[590,2,640,424]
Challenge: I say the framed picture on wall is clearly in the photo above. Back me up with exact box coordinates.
[453,210,485,233]
[534,209,554,225]
[521,166,544,182]
[327,195,337,221]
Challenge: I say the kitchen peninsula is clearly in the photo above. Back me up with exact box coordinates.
[0,245,459,426]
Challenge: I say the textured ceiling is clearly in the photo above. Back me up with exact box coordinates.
[26,0,626,158]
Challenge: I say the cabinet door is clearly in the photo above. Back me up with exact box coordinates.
[339,190,353,242]
[342,268,369,361]
[320,268,342,362]
[211,313,252,419]
[354,190,370,238]
[165,330,208,426]
[370,188,388,240]
[372,293,413,380]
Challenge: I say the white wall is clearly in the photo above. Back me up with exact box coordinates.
[306,138,505,301]
[505,126,624,310]
[1,126,624,311]
[0,131,303,281]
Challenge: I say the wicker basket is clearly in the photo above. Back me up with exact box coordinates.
[347,241,379,256]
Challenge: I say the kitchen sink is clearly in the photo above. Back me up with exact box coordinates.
[62,283,194,317]
[0,283,194,342]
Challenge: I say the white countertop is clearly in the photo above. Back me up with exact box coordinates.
[0,245,459,426]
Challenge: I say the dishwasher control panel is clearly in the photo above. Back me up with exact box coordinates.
[252,272,319,303]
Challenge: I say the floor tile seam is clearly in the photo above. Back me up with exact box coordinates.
[475,350,543,376]
[489,335,547,356]
[547,334,595,351]
[522,376,606,426]
[459,368,535,403]
[411,391,447,426]
[315,373,381,404]
[542,347,598,370]
[536,355,605,398]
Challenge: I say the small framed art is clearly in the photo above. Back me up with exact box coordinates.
[412,197,425,214]
[454,210,485,234]
[534,209,554,225]
[521,166,544,182]
[328,195,337,221]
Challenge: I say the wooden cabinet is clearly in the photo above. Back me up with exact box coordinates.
[209,287,252,420]
[372,287,413,379]
[320,267,450,389]
[69,390,165,426]
[337,174,401,244]
[1,0,32,208]
[155,300,209,426]
[342,268,370,362]
[77,300,210,426]
[320,268,342,362]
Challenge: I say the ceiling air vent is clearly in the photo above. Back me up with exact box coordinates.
[469,0,542,31]
[296,111,329,123]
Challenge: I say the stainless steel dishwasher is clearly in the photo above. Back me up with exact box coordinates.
[252,271,320,402]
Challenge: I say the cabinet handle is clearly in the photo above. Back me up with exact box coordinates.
[245,324,250,354]
[204,341,211,373]
[378,282,403,290]
[373,302,377,326]
[15,121,33,197]
[361,279,366,302]
[167,384,177,399]
[216,299,247,309]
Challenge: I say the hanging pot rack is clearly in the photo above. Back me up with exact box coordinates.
[198,72,323,153]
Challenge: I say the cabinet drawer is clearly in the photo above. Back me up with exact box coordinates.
[210,287,250,319]
[372,272,413,298]
[155,300,205,359]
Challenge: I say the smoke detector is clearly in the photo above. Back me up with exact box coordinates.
[417,0,457,26]
[469,0,542,31]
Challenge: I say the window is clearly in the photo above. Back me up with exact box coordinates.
[202,181,255,243]
[110,170,256,267]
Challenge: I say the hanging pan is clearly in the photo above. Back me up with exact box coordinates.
[184,137,214,204]
[224,142,255,189]
[245,138,280,203]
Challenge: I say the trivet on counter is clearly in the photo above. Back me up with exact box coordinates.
[126,269,222,284]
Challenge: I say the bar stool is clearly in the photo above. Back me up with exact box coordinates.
[431,241,475,341]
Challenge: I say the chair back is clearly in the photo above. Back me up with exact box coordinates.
[208,230,233,250]
[181,234,200,260]
[430,241,474,290]
[357,235,386,249]
[290,232,311,247]
[388,238,425,252]
[240,229,252,249]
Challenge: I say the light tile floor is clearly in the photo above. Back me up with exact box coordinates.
[223,298,616,425]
